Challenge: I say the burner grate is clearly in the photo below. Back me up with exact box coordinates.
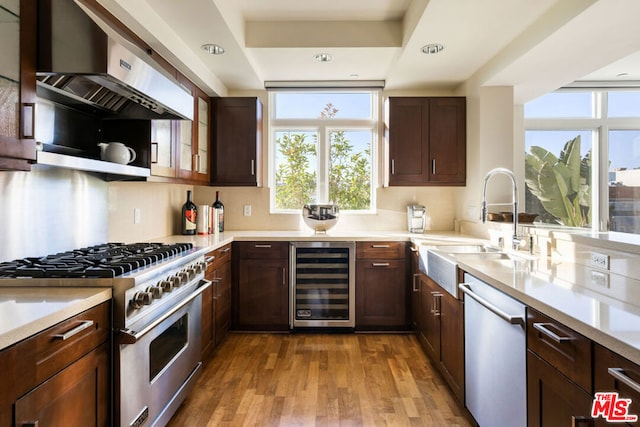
[0,242,193,279]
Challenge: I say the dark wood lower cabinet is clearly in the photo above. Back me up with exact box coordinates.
[527,350,594,427]
[237,257,289,331]
[594,344,640,426]
[214,260,232,345]
[15,341,109,427]
[203,244,232,360]
[355,258,408,330]
[416,273,464,402]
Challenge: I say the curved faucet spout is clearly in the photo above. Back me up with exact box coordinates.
[482,167,521,249]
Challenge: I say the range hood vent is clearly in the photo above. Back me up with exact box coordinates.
[36,0,193,121]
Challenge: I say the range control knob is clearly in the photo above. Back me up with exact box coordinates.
[147,285,163,299]
[159,279,173,293]
[131,291,152,309]
[178,271,189,284]
[194,262,206,274]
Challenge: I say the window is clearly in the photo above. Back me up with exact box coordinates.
[524,90,640,234]
[270,91,377,212]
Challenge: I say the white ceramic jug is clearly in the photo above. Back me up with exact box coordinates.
[98,142,136,165]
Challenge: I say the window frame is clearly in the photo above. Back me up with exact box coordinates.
[268,89,379,214]
[524,89,640,233]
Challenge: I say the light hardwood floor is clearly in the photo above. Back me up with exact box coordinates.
[169,333,474,426]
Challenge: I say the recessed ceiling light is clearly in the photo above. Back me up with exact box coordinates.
[617,72,629,78]
[314,53,332,62]
[349,73,359,79]
[421,43,444,55]
[201,44,225,55]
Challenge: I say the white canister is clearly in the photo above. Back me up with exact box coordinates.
[197,205,210,235]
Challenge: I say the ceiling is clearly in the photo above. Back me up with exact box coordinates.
[97,0,640,102]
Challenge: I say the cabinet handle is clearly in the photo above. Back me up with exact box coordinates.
[221,247,231,253]
[409,246,418,252]
[205,255,216,263]
[432,159,436,174]
[459,283,524,325]
[254,244,272,248]
[571,416,594,427]
[251,159,255,176]
[412,274,420,292]
[431,291,442,316]
[391,159,395,175]
[372,262,390,267]
[372,244,390,248]
[22,103,35,139]
[282,268,286,286]
[608,368,640,394]
[53,320,94,341]
[533,322,572,343]
[151,142,159,164]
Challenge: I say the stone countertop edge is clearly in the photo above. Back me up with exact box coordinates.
[0,287,112,351]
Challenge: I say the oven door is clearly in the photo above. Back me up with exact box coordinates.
[117,281,209,427]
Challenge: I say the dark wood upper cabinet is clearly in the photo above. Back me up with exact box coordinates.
[211,97,263,186]
[388,97,465,186]
[0,0,37,171]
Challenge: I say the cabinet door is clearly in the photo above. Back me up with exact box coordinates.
[195,94,210,182]
[355,259,407,329]
[201,279,214,360]
[214,260,231,346]
[428,97,466,184]
[409,245,421,332]
[15,342,110,427]
[388,97,429,185]
[237,258,288,330]
[418,274,441,362]
[212,97,262,186]
[0,0,37,170]
[439,291,464,402]
[150,120,176,178]
[527,350,594,427]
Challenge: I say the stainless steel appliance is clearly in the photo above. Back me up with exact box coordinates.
[407,204,426,233]
[0,242,211,427]
[290,242,355,328]
[460,273,526,427]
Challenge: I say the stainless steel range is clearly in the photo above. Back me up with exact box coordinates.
[0,242,211,427]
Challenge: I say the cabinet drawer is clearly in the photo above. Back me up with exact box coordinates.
[594,344,640,426]
[206,243,232,272]
[356,241,406,259]
[15,301,110,393]
[236,241,289,259]
[527,308,592,392]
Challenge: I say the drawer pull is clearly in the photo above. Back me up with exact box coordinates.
[372,262,390,267]
[254,244,272,248]
[412,273,420,292]
[205,256,216,263]
[53,320,94,341]
[409,246,418,252]
[371,244,390,248]
[533,322,572,343]
[608,368,640,394]
[221,247,231,253]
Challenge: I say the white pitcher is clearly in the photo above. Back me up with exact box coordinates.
[98,142,136,165]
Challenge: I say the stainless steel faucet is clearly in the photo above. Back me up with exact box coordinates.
[482,168,522,250]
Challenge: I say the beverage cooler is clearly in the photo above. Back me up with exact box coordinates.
[290,242,355,328]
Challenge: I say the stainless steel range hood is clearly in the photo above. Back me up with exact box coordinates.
[36,0,193,121]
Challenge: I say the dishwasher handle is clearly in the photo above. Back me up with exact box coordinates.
[459,283,524,325]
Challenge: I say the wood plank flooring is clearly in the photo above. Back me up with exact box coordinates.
[168,333,474,426]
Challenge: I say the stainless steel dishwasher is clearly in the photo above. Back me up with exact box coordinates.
[290,241,355,328]
[460,273,526,427]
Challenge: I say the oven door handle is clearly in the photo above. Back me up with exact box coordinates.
[119,279,212,345]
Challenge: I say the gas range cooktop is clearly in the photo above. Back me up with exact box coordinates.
[0,242,194,279]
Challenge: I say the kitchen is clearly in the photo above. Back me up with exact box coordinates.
[2,0,640,426]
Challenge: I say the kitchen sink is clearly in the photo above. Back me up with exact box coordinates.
[419,244,501,297]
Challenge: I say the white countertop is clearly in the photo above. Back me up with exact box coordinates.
[0,287,112,351]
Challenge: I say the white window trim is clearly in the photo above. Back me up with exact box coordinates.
[268,90,380,214]
[525,89,640,232]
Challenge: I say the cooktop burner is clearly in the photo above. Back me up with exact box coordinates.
[0,242,193,279]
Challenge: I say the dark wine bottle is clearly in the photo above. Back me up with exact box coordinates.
[182,190,197,235]
[212,191,224,232]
